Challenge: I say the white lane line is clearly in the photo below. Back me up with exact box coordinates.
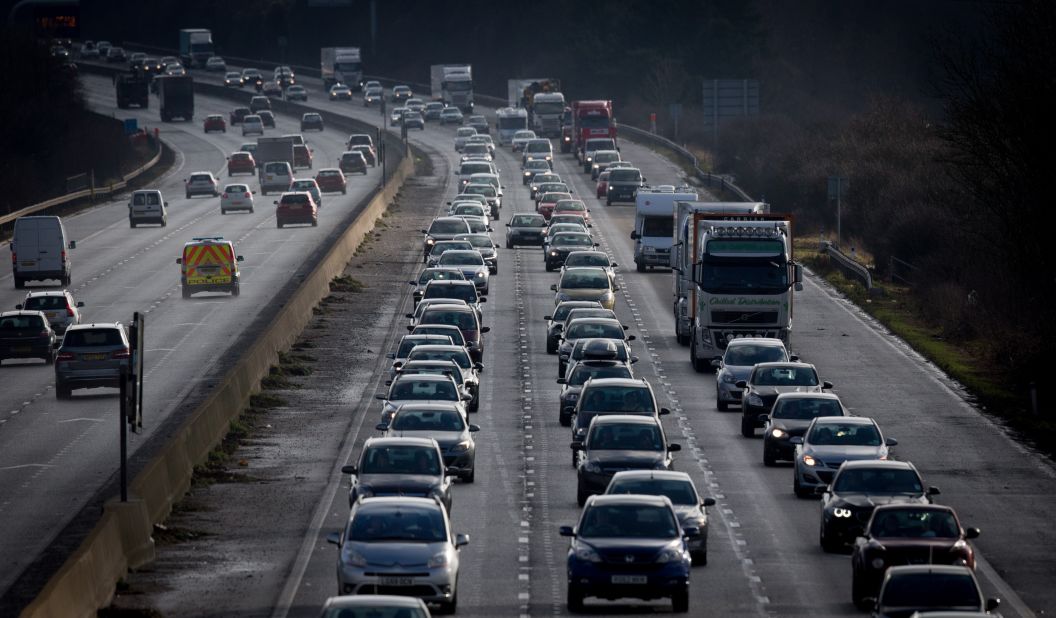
[0,463,54,471]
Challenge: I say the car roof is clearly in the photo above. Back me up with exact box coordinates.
[400,334,452,343]
[590,414,659,427]
[839,459,915,471]
[1,310,47,318]
[321,595,429,610]
[393,401,463,412]
[884,564,975,577]
[356,496,443,511]
[408,345,468,354]
[588,493,671,508]
[610,469,693,483]
[424,279,475,287]
[774,392,842,401]
[22,290,68,297]
[726,337,786,347]
[583,377,649,388]
[870,503,954,515]
[67,322,121,331]
[567,317,622,327]
[556,300,603,309]
[364,436,438,448]
[421,303,474,313]
[753,361,816,370]
[811,416,875,427]
[566,250,608,259]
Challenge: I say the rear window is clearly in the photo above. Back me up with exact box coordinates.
[190,174,212,182]
[264,163,289,174]
[230,152,251,161]
[23,296,67,310]
[63,328,123,347]
[0,315,46,330]
[281,194,309,205]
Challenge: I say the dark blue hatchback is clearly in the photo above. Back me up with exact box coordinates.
[560,494,695,613]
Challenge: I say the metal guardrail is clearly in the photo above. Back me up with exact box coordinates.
[820,240,873,290]
[0,136,164,228]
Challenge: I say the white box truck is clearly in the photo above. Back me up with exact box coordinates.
[431,64,474,112]
[320,47,363,90]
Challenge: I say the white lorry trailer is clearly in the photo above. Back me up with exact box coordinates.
[320,47,363,90]
[630,186,698,272]
[431,64,474,112]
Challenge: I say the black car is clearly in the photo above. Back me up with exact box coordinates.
[0,311,56,365]
[506,212,548,248]
[762,392,849,466]
[408,268,465,305]
[819,460,939,552]
[737,361,832,437]
[557,360,633,426]
[300,112,324,132]
[257,110,276,129]
[575,415,680,505]
[544,301,602,354]
[545,232,597,271]
[229,107,251,125]
[604,167,646,205]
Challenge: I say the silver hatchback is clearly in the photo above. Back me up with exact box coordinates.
[54,323,130,399]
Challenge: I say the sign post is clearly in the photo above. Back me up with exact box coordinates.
[827,176,849,247]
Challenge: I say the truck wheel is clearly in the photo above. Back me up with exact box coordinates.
[14,277,24,289]
[690,336,706,373]
[636,260,645,273]
[62,274,71,287]
[182,286,191,299]
[671,586,690,613]
[130,219,136,228]
[232,284,240,297]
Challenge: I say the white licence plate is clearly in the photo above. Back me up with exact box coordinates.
[611,575,647,585]
[379,577,413,586]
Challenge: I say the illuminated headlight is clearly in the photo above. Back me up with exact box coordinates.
[655,547,684,563]
[770,428,786,439]
[586,157,592,163]
[871,557,885,569]
[545,155,552,160]
[450,441,471,453]
[425,238,436,245]
[746,393,764,407]
[475,271,485,278]
[524,171,531,177]
[563,136,571,142]
[428,551,449,568]
[574,545,601,562]
[592,164,599,170]
[550,251,558,256]
[832,507,853,518]
[802,455,817,467]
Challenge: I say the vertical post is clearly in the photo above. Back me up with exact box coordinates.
[380,141,386,186]
[1031,382,1039,416]
[711,80,718,147]
[836,176,842,248]
[119,366,128,502]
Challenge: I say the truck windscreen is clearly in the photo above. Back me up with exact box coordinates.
[498,116,527,130]
[699,257,788,294]
[579,115,610,129]
[446,81,472,92]
[535,102,564,115]
[642,217,673,237]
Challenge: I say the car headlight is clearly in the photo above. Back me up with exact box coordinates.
[550,251,558,256]
[832,507,853,518]
[425,238,436,245]
[746,393,764,407]
[770,428,786,439]
[524,171,531,177]
[586,157,592,163]
[592,164,599,170]
[583,460,601,473]
[428,551,449,568]
[450,441,471,454]
[476,271,485,278]
[655,547,684,563]
[802,454,817,467]
[566,393,579,402]
[345,550,368,567]
[721,372,738,384]
[574,544,602,562]
[871,557,885,569]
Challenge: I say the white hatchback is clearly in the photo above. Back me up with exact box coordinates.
[242,115,264,136]
[220,184,255,214]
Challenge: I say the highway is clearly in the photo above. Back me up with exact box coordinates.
[4,62,1054,617]
[0,73,386,600]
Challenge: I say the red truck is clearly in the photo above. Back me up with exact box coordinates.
[571,100,616,161]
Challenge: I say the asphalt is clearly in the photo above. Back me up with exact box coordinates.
[5,62,1055,617]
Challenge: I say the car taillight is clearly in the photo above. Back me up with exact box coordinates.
[66,306,74,317]
[222,193,228,199]
[11,252,15,264]
[56,352,75,362]
[60,250,67,263]
[244,192,251,198]
[112,348,130,359]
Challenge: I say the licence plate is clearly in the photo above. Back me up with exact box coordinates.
[611,575,647,584]
[82,353,107,360]
[14,346,31,353]
[379,577,413,586]
[20,261,36,267]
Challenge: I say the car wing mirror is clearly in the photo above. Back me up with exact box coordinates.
[385,352,395,359]
[789,436,804,445]
[543,315,553,321]
[479,297,487,303]
[556,378,567,384]
[375,394,387,400]
[682,526,700,538]
[668,443,682,452]
[965,527,980,539]
[885,437,898,447]
[473,362,484,371]
[758,414,771,423]
[626,335,635,341]
[702,497,716,507]
[789,354,800,362]
[559,525,575,537]
[68,240,76,250]
[630,231,638,240]
[375,423,388,431]
[176,258,183,265]
[340,464,357,475]
[710,358,723,368]
[822,381,834,389]
[455,533,470,548]
[326,531,342,546]
[659,407,671,416]
[735,380,747,389]
[550,284,557,291]
[623,325,630,331]
[237,255,244,262]
[986,599,1001,612]
[927,486,941,496]
[14,303,22,309]
[469,424,481,432]
[480,326,491,333]
[570,440,582,450]
[630,356,639,364]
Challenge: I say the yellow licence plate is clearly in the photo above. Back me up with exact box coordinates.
[187,276,231,285]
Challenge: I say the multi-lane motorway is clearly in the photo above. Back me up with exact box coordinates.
[3,63,1054,617]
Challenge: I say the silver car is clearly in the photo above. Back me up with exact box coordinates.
[376,373,468,424]
[327,495,468,613]
[712,338,794,411]
[436,250,489,294]
[343,437,454,509]
[386,334,454,380]
[393,361,476,414]
[378,403,480,481]
[454,127,477,151]
[184,171,220,198]
[319,595,429,618]
[16,290,83,334]
[791,416,896,498]
[54,323,130,399]
[404,345,482,412]
[455,233,498,273]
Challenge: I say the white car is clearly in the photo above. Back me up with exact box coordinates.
[242,115,264,136]
[285,85,308,101]
[454,127,477,151]
[511,130,537,152]
[15,290,84,334]
[205,56,227,71]
[329,84,353,100]
[185,172,220,198]
[220,184,255,214]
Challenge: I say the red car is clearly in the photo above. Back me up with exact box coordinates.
[293,144,313,169]
[553,199,590,224]
[537,192,572,220]
[204,114,226,133]
[275,192,318,228]
[596,170,610,198]
[315,168,347,195]
[227,151,256,176]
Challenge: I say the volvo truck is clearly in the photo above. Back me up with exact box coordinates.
[431,64,474,112]
[320,47,363,90]
[178,29,213,68]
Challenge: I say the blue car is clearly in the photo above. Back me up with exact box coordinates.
[560,494,694,613]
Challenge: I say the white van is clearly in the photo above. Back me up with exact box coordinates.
[11,216,75,289]
[128,189,168,227]
[259,161,293,195]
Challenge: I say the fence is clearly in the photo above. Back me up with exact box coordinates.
[889,255,920,287]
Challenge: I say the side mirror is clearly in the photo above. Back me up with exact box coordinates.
[630,356,639,364]
[986,599,1001,612]
[421,229,429,234]
[176,258,183,265]
[273,201,278,205]
[682,526,700,538]
[789,354,800,362]
[965,527,980,539]
[822,381,834,389]
[630,231,638,240]
[406,325,414,331]
[927,486,941,496]
[612,285,620,291]
[758,414,770,423]
[408,281,417,285]
[623,325,630,330]
[480,326,491,333]
[473,362,484,370]
[76,301,85,307]
[611,263,618,268]
[68,240,76,250]
[702,497,716,507]
[461,394,473,401]
[375,423,388,431]
[469,424,481,432]
[392,361,403,368]
[506,223,512,227]
[885,438,898,447]
[626,335,635,341]
[375,394,387,400]
[478,297,487,303]
[165,201,171,205]
[236,255,244,262]
[405,313,415,319]
[341,464,358,475]
[326,531,342,546]
[710,358,723,368]
[550,284,557,291]
[659,407,671,416]
[641,177,647,182]
[455,533,470,548]
[386,352,396,359]
[556,378,567,384]
[668,443,682,452]
[559,525,575,537]
[789,436,804,445]
[736,380,747,389]
[14,304,22,309]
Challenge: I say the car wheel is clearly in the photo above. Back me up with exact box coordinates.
[852,570,868,609]
[763,448,776,467]
[571,447,578,468]
[716,398,728,412]
[691,544,708,566]
[546,339,557,355]
[545,262,553,272]
[636,260,646,273]
[185,193,191,199]
[61,274,71,287]
[567,584,585,613]
[342,189,346,195]
[312,218,318,227]
[558,360,566,377]
[820,522,840,553]
[14,277,24,289]
[462,468,475,483]
[161,218,167,227]
[606,198,612,206]
[671,586,690,613]
[277,221,283,229]
[221,209,227,215]
[232,284,240,297]
[793,474,811,499]
[56,382,71,399]
[44,351,54,365]
[576,482,589,507]
[506,240,513,249]
[130,220,136,228]
[436,590,457,615]
[740,415,755,438]
[559,411,571,427]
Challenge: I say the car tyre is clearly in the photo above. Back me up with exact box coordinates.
[546,339,557,355]
[560,411,571,427]
[672,586,690,613]
[436,590,457,615]
[232,284,240,297]
[716,398,728,412]
[793,474,811,499]
[56,382,71,399]
[852,570,868,609]
[14,277,24,289]
[567,584,585,613]
[692,545,707,566]
[130,220,137,228]
[506,240,513,249]
[636,260,646,273]
[312,219,318,227]
[763,449,776,467]
[576,483,589,507]
[44,351,54,365]
[820,523,840,553]
[740,415,755,438]
[462,468,475,483]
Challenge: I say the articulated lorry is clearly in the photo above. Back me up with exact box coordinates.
[506,78,564,137]
[178,28,213,68]
[156,74,193,122]
[571,100,616,161]
[670,202,802,372]
[115,72,149,109]
[431,64,474,112]
[630,187,698,272]
[320,47,363,90]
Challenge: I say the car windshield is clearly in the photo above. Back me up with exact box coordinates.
[225,185,248,193]
[439,252,484,266]
[773,398,844,420]
[458,236,492,249]
[429,220,469,235]
[566,322,624,341]
[515,131,535,139]
[589,423,662,450]
[423,284,477,303]
[512,215,546,227]
[392,407,466,432]
[555,201,586,212]
[430,241,473,256]
[608,479,697,506]
[465,185,496,197]
[578,504,678,539]
[580,386,654,413]
[190,174,212,182]
[724,344,787,366]
[808,422,881,446]
[834,467,923,494]
[412,327,465,346]
[553,233,593,247]
[453,205,486,217]
[62,329,122,346]
[457,128,476,136]
[389,379,458,402]
[419,270,464,284]
[594,152,619,163]
[396,338,439,358]
[880,573,980,609]
[870,509,960,539]
[752,366,818,386]
[420,309,477,331]
[526,141,551,153]
[348,507,446,543]
[609,169,641,182]
[23,296,67,310]
[462,163,492,175]
[569,364,632,386]
[561,271,609,289]
[407,349,470,369]
[565,254,609,268]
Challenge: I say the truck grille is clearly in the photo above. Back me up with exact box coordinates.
[711,311,778,325]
